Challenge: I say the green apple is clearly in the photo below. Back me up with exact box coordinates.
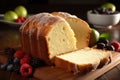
[102,3,116,12]
[89,28,100,47]
[4,11,18,22]
[15,6,27,17]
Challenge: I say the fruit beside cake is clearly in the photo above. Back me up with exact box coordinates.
[91,3,119,15]
[0,48,46,77]
[4,5,27,23]
[89,28,100,47]
[4,11,18,22]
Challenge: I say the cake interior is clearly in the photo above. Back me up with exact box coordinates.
[66,18,90,49]
[46,20,76,59]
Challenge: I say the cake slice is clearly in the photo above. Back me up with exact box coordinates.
[55,48,112,74]
[52,12,91,49]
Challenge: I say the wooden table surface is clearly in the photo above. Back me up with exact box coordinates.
[0,18,120,80]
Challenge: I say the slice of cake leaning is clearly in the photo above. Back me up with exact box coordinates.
[52,12,91,50]
[55,48,112,75]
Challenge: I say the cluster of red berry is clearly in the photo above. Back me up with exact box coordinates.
[96,39,120,52]
[111,41,120,51]
[15,16,26,23]
[14,50,32,77]
[0,48,46,77]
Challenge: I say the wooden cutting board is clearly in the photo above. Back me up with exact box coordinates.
[33,52,120,80]
[0,52,120,80]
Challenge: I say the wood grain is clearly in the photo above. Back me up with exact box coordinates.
[97,64,120,80]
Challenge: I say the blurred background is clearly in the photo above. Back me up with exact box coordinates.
[0,0,119,20]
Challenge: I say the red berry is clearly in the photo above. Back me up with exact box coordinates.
[20,63,33,77]
[19,16,26,22]
[111,41,120,51]
[23,54,31,59]
[15,16,26,23]
[20,57,30,65]
[15,18,22,23]
[14,50,25,59]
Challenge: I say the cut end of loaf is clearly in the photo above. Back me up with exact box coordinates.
[46,19,77,59]
[52,12,91,50]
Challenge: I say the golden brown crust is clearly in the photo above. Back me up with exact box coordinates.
[20,13,65,65]
[20,22,31,55]
[77,64,93,75]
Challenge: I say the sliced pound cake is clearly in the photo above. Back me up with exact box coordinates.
[55,48,112,74]
[20,12,92,65]
[52,12,91,49]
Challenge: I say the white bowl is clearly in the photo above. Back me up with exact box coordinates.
[87,10,120,27]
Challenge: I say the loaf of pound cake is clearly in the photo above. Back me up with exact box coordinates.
[20,12,91,64]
